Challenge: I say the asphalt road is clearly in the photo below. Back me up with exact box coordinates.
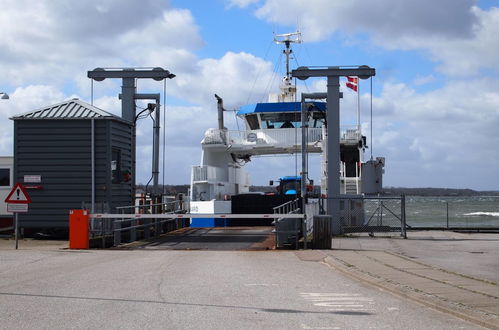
[0,244,482,329]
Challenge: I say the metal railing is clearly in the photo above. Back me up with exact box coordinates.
[191,165,225,183]
[404,196,499,231]
[88,197,188,247]
[319,195,407,238]
[89,212,183,248]
[226,128,323,146]
[202,126,361,147]
[116,200,183,214]
[273,198,304,249]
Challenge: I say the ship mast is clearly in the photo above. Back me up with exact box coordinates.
[273,31,302,102]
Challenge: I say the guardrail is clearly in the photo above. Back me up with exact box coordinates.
[116,200,183,214]
[273,198,305,249]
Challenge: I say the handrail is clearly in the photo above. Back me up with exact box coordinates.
[116,200,179,210]
[273,198,305,249]
[273,198,301,214]
[355,164,359,194]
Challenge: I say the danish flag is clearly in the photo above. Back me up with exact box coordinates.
[346,76,358,92]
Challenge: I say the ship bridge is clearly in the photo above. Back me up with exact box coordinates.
[200,101,362,157]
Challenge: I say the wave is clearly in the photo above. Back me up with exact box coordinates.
[463,212,499,217]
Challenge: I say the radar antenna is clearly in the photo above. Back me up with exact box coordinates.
[274,31,302,83]
[273,31,302,102]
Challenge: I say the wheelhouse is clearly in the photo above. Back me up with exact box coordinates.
[237,102,327,130]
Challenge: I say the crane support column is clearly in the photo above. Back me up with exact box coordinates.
[88,68,175,199]
[292,66,375,234]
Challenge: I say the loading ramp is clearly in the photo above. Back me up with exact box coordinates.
[70,211,305,250]
[121,226,276,251]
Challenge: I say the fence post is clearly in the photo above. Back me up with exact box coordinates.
[155,196,161,237]
[401,194,407,239]
[446,201,449,229]
[303,215,307,250]
[101,217,106,248]
[113,219,121,246]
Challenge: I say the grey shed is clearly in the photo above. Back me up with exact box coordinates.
[10,98,133,229]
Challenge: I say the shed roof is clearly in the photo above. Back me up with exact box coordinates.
[10,98,130,124]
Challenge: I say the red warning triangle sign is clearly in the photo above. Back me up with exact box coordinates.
[5,183,32,204]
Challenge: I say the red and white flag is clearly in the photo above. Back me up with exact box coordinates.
[346,76,358,92]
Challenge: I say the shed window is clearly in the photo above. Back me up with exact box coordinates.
[0,168,9,187]
[111,149,122,184]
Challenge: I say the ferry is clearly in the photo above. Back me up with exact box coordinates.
[189,32,384,227]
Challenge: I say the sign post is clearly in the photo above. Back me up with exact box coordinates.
[5,183,32,249]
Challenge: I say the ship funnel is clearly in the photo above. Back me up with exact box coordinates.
[215,94,225,130]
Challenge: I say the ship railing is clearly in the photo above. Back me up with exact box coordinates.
[341,125,362,142]
[203,126,361,147]
[340,161,362,195]
[225,128,323,146]
[341,177,361,195]
[191,165,225,183]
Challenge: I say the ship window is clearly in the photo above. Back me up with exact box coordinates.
[258,112,325,128]
[245,114,260,130]
[260,112,301,128]
[0,168,10,187]
[310,112,325,128]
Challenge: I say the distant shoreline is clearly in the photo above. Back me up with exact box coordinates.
[383,187,499,197]
[137,184,499,197]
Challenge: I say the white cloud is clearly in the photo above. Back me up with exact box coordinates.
[170,51,276,108]
[0,0,497,191]
[0,1,203,88]
[0,0,281,187]
[226,0,261,9]
[367,78,499,189]
[0,85,72,154]
[413,75,436,86]
[251,0,499,77]
[255,0,476,42]
[419,7,499,76]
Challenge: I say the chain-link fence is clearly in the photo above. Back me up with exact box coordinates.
[318,196,407,237]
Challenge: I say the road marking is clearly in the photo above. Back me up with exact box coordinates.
[300,293,375,312]
[244,283,278,287]
[301,325,340,330]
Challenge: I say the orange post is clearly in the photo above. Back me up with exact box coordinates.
[69,209,89,249]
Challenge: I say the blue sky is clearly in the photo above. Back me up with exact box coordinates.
[0,0,498,190]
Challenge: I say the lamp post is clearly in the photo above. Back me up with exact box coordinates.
[0,92,9,99]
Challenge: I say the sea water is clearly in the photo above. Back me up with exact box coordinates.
[405,196,499,228]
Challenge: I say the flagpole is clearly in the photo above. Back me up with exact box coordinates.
[357,78,360,130]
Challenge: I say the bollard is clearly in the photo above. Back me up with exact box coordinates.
[69,210,89,249]
[313,215,332,249]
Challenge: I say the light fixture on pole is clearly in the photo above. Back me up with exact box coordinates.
[0,92,9,99]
